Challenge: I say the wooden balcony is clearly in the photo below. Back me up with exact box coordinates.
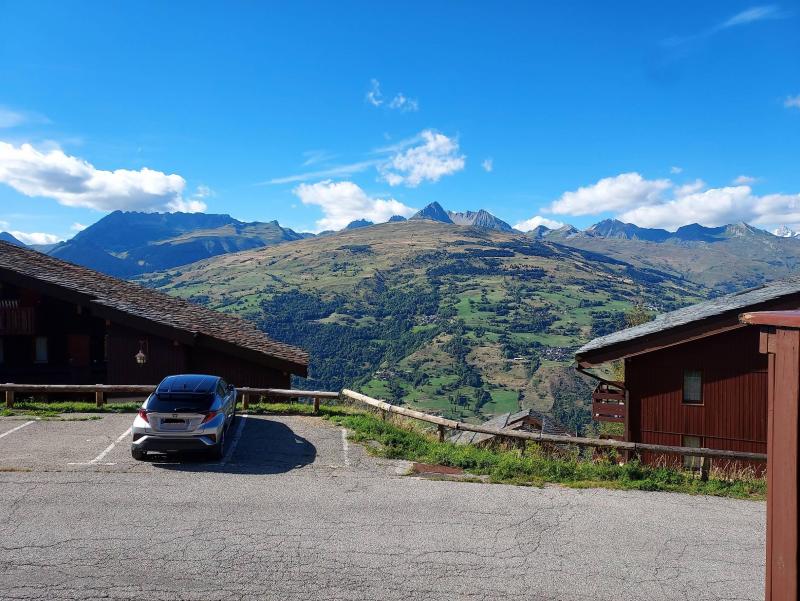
[0,306,36,335]
[592,382,626,423]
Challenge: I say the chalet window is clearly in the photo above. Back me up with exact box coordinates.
[682,435,702,470]
[682,369,702,404]
[34,336,48,363]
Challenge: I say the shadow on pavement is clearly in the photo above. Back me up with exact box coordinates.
[147,416,317,475]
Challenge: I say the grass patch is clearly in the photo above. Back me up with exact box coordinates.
[1,401,141,418]
[327,411,766,500]
[242,402,358,418]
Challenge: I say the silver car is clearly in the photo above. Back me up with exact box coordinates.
[131,374,237,461]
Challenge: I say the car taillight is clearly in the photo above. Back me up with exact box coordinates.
[137,408,149,423]
[201,410,219,424]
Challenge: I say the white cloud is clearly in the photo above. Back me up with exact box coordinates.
[619,185,754,230]
[293,180,415,232]
[675,179,706,197]
[0,106,49,129]
[0,141,205,212]
[70,222,88,232]
[665,4,785,48]
[720,5,781,29]
[366,79,418,112]
[379,130,465,187]
[366,79,384,107]
[388,93,419,112]
[513,216,564,231]
[540,171,800,231]
[10,230,62,245]
[481,158,493,173]
[549,172,672,216]
[264,159,379,185]
[194,184,213,198]
[0,108,27,129]
[619,186,800,231]
[670,166,683,174]
[302,149,336,166]
[784,95,800,110]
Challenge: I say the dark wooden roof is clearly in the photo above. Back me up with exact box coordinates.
[449,409,571,445]
[577,278,800,366]
[0,241,308,375]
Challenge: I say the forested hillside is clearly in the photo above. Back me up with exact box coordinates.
[140,220,704,433]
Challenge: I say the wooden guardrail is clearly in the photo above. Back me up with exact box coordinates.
[0,383,155,409]
[236,387,340,414]
[341,389,768,463]
[0,383,339,414]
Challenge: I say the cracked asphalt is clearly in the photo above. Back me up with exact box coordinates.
[0,414,765,600]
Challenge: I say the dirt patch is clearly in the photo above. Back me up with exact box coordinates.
[412,462,464,475]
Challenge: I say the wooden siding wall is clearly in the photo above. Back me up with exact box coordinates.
[107,324,187,385]
[2,279,299,389]
[0,282,108,384]
[189,347,289,389]
[626,327,768,469]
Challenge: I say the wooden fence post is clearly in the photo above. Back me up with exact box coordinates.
[95,390,105,408]
[700,457,710,482]
[5,390,14,409]
[437,424,446,442]
[313,396,320,415]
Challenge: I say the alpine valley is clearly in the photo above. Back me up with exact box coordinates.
[6,202,800,433]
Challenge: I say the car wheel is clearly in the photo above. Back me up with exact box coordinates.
[131,447,147,461]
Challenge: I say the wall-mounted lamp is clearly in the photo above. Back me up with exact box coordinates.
[135,339,148,365]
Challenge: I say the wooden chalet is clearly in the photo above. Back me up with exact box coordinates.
[575,279,800,470]
[0,241,308,388]
[449,409,571,446]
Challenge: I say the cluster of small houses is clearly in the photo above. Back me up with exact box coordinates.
[0,238,790,473]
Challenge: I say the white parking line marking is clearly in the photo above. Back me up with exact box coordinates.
[220,415,248,466]
[68,427,131,466]
[341,428,351,467]
[0,420,35,440]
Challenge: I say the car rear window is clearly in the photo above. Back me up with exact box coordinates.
[146,392,215,413]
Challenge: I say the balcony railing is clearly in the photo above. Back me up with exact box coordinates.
[0,306,36,335]
[592,382,626,423]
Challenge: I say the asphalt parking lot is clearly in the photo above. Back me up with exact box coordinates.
[0,414,766,601]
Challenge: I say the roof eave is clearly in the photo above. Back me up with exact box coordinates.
[575,315,746,366]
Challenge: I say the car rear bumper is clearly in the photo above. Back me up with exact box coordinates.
[132,435,217,452]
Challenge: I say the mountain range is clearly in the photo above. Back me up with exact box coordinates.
[0,232,24,246]
[45,211,312,277]
[7,203,800,290]
[7,203,800,430]
[139,218,701,432]
[533,218,800,292]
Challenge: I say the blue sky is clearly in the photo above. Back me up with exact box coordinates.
[0,1,799,242]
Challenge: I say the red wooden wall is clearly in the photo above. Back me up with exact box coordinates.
[625,327,768,469]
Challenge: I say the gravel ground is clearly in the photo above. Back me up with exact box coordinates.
[0,414,765,601]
